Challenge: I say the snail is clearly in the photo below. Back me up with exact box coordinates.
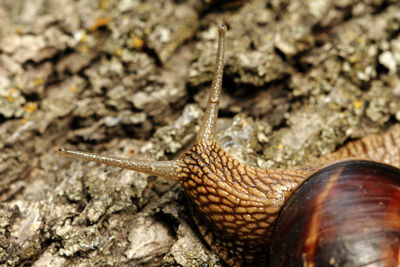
[59,25,400,266]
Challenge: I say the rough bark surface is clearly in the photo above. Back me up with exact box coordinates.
[0,0,399,266]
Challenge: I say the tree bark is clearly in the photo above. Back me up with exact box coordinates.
[0,0,399,266]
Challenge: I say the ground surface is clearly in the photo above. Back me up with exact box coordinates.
[0,0,399,266]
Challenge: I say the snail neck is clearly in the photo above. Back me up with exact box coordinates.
[177,140,311,265]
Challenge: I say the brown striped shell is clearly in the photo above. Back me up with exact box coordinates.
[271,160,400,266]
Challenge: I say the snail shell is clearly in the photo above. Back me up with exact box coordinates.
[271,160,400,266]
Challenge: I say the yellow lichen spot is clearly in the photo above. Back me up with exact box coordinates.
[132,37,144,50]
[356,36,364,43]
[70,85,77,92]
[277,144,283,150]
[89,17,112,31]
[96,17,111,27]
[24,102,37,113]
[80,31,87,43]
[266,34,273,41]
[21,117,29,125]
[349,56,358,63]
[15,27,22,35]
[7,88,18,101]
[33,78,44,86]
[116,47,122,57]
[99,0,109,9]
[353,100,363,109]
[331,103,340,111]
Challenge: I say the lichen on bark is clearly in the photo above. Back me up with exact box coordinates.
[1,0,400,266]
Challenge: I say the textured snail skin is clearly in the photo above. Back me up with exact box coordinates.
[176,140,308,266]
[270,160,400,267]
[59,25,400,266]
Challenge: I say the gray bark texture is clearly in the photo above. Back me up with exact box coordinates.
[0,0,399,266]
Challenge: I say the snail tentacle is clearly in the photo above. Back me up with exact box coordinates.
[58,147,182,180]
[196,24,226,145]
[57,25,228,181]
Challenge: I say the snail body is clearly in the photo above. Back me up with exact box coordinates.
[59,25,400,266]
